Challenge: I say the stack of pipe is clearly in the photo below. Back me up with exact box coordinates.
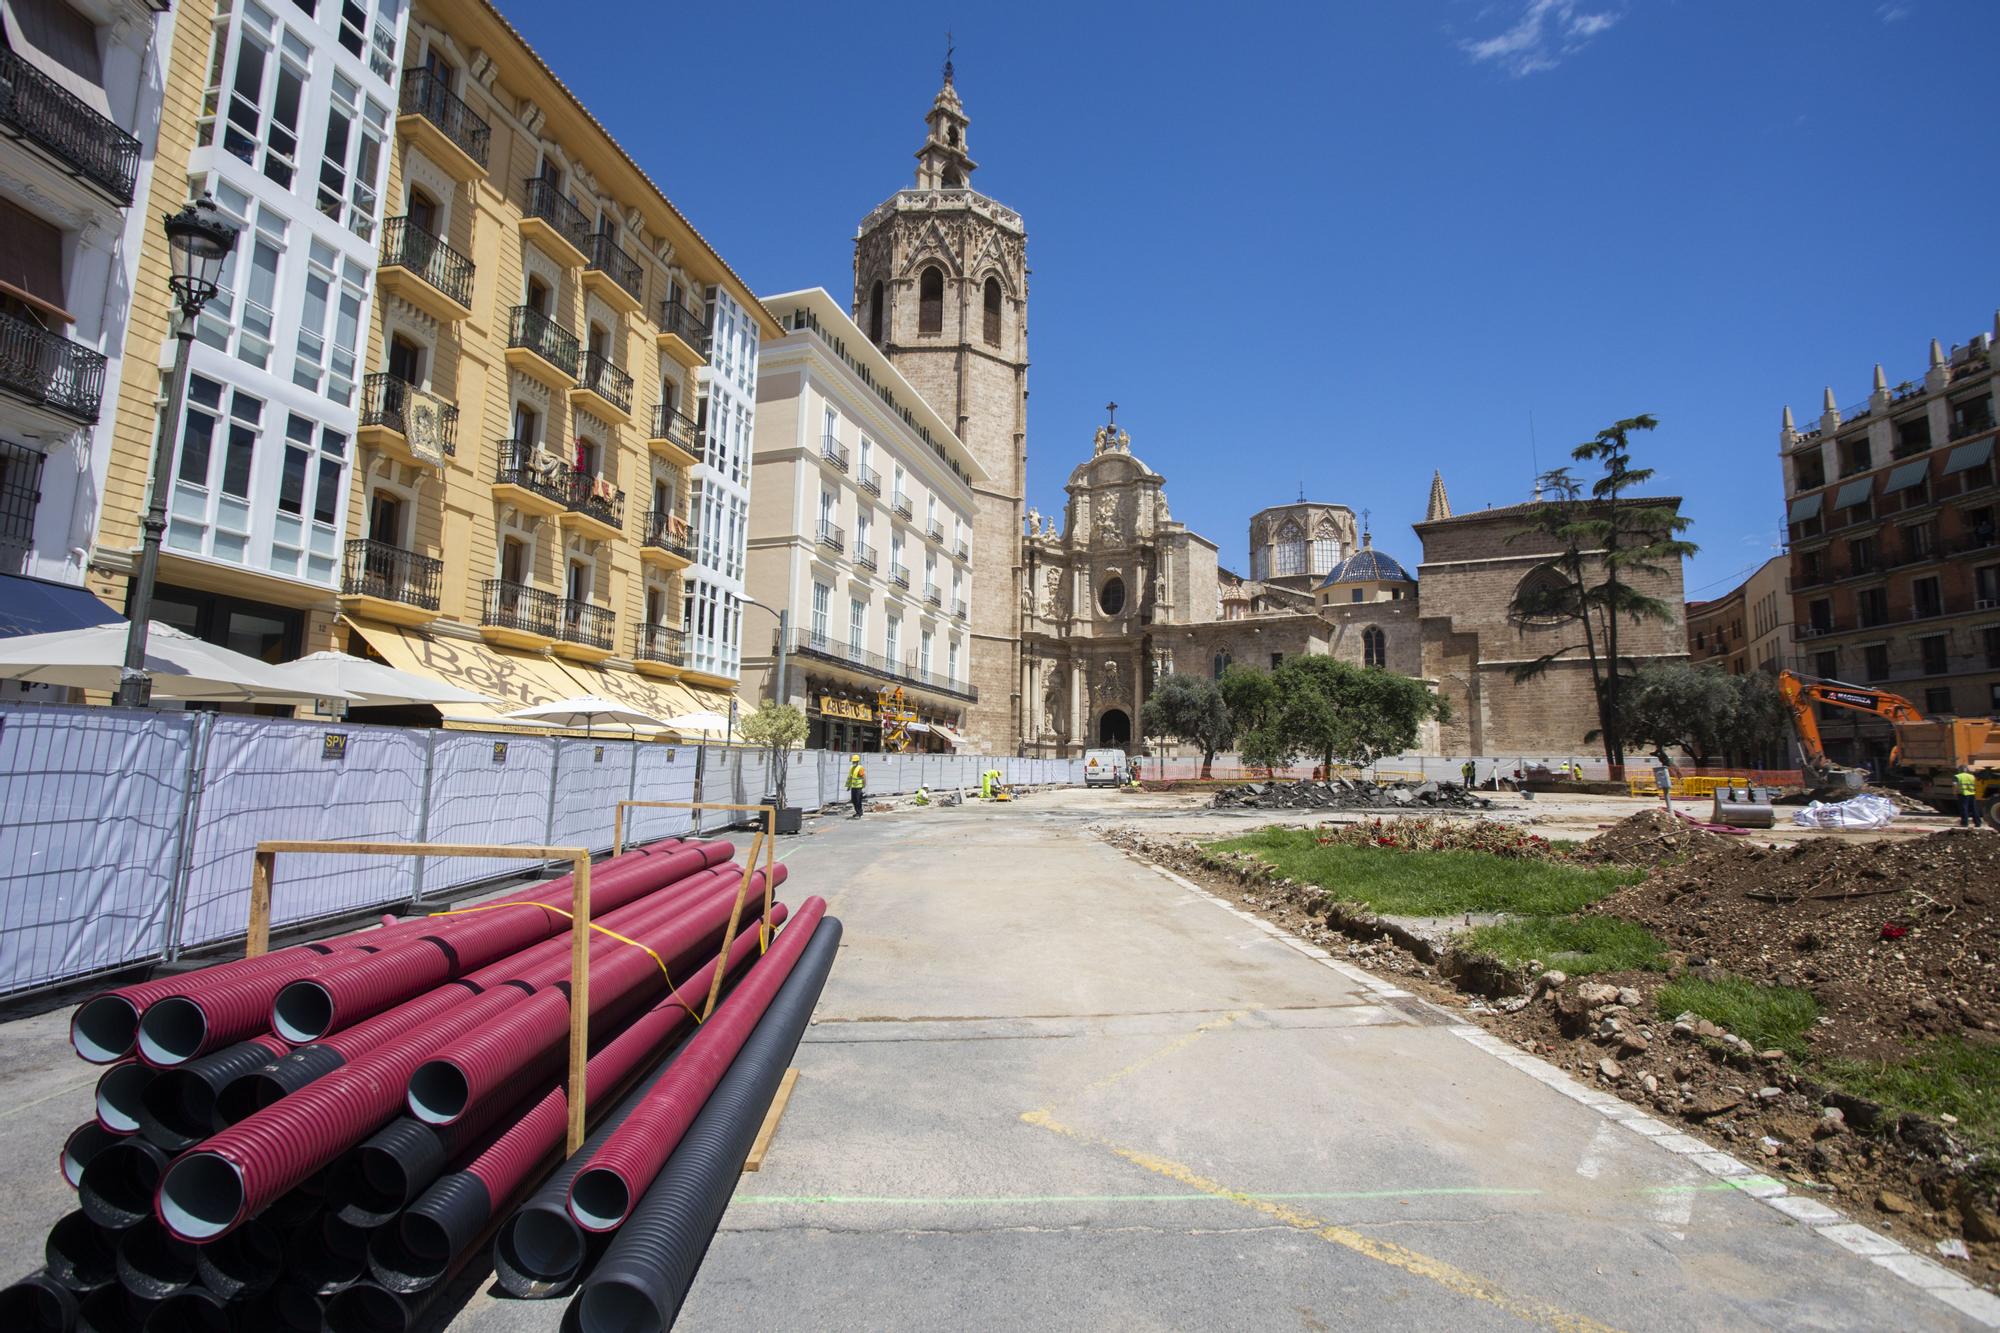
[0,835,839,1333]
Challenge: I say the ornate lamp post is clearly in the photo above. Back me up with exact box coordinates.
[115,196,240,708]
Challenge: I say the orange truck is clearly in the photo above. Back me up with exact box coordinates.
[1778,671,2000,825]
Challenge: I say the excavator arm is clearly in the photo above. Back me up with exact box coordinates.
[1777,671,1927,797]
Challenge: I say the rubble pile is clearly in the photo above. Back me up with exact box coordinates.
[1211,777,1495,812]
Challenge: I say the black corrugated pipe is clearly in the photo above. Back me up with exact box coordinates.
[190,1215,281,1299]
[43,1210,117,1293]
[138,1038,287,1150]
[281,1210,374,1296]
[77,1284,152,1333]
[213,1042,350,1125]
[60,1122,120,1189]
[569,916,841,1333]
[113,1220,196,1301]
[140,1285,268,1332]
[267,1285,323,1331]
[77,1138,168,1230]
[330,1079,542,1229]
[0,1270,78,1331]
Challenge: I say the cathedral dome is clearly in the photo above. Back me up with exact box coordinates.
[1318,544,1415,588]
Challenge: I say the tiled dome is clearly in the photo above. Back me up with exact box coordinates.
[1317,544,1415,589]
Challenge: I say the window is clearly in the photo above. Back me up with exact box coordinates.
[849,598,865,655]
[1310,533,1340,575]
[293,243,366,406]
[885,615,900,665]
[168,378,264,563]
[1273,522,1305,577]
[1983,626,2000,669]
[1919,635,1948,676]
[1839,435,1871,477]
[318,74,388,240]
[1351,589,1363,603]
[1976,564,2000,606]
[982,277,1001,345]
[1863,643,1889,681]
[1925,687,1954,715]
[1813,650,1837,679]
[271,414,347,581]
[1212,650,1230,679]
[1793,453,1825,491]
[856,509,871,553]
[1951,393,1995,440]
[919,629,933,674]
[918,267,943,334]
[1363,626,1387,668]
[1846,534,1875,572]
[219,5,312,185]
[822,406,838,453]
[866,279,885,344]
[1912,576,1942,619]
[1099,576,1126,616]
[1857,587,1887,627]
[1894,415,1932,457]
[810,582,829,647]
[948,636,959,680]
[1903,522,1937,560]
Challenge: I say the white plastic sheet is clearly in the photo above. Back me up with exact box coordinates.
[1791,794,1898,829]
[419,731,560,897]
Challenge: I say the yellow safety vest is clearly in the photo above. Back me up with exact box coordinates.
[848,763,866,789]
[1957,771,1979,796]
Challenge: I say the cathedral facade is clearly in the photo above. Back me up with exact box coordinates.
[852,65,1027,752]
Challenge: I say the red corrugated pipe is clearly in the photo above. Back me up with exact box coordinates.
[155,874,764,1242]
[566,896,827,1233]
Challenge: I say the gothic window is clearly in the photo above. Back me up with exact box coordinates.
[866,279,885,344]
[1310,519,1340,574]
[1363,626,1386,668]
[918,267,944,334]
[982,277,1001,346]
[1212,650,1230,679]
[1512,565,1574,626]
[1274,520,1305,578]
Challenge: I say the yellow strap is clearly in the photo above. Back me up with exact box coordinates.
[427,900,705,1024]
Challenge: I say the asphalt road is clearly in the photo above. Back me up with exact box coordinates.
[0,788,1989,1330]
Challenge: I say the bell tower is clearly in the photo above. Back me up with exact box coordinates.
[854,57,1029,753]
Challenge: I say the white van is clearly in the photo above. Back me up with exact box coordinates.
[1083,748,1129,787]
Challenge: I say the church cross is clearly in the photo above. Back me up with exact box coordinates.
[1105,401,1118,425]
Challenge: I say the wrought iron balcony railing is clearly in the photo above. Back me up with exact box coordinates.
[0,47,141,204]
[644,508,693,561]
[560,599,614,651]
[482,579,559,637]
[342,539,442,610]
[586,230,644,304]
[635,622,685,666]
[650,404,700,455]
[563,469,624,528]
[820,436,849,471]
[786,627,977,702]
[889,562,910,589]
[399,67,490,168]
[658,297,705,348]
[493,438,569,507]
[508,306,579,376]
[0,311,106,423]
[854,540,878,571]
[575,350,633,414]
[892,492,912,519]
[360,372,457,461]
[380,217,474,308]
[818,520,845,553]
[953,599,968,620]
[923,582,942,607]
[858,463,880,495]
[927,520,945,543]
[521,176,592,256]
[955,538,970,560]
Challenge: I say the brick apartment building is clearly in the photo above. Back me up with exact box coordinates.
[1781,318,1999,767]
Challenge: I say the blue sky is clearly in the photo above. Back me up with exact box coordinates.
[506,0,1999,597]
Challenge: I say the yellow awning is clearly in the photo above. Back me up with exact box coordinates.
[540,655,706,731]
[344,620,634,734]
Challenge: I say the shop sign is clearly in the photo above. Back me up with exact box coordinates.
[819,695,873,722]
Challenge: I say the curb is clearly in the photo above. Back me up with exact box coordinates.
[1133,854,2000,1328]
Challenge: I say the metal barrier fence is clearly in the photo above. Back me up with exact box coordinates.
[1138,753,1803,788]
[0,703,1084,998]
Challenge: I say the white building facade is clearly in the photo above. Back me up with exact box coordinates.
[147,0,405,638]
[744,287,982,752]
[682,282,758,683]
[1,0,175,586]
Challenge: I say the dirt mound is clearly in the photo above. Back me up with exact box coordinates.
[1211,778,1494,812]
[1594,827,2000,1061]
[1574,808,1734,867]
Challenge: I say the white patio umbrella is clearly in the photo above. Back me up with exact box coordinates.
[662,708,733,738]
[265,650,493,710]
[502,694,663,737]
[0,621,352,705]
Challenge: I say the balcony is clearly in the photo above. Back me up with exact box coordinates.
[633,622,685,677]
[378,217,474,321]
[892,492,912,520]
[554,599,615,662]
[491,439,568,516]
[396,67,489,182]
[358,372,456,468]
[953,599,968,621]
[582,231,644,314]
[0,311,106,424]
[820,436,849,472]
[889,562,910,589]
[927,520,945,544]
[955,538,970,561]
[817,520,845,554]
[569,350,633,422]
[506,306,579,388]
[646,404,701,467]
[640,508,693,569]
[854,540,878,572]
[559,469,624,540]
[340,540,442,626]
[519,177,591,267]
[858,463,881,496]
[481,579,559,649]
[656,298,707,368]
[786,627,977,703]
[0,47,141,205]
[1793,621,1842,640]
[923,582,942,607]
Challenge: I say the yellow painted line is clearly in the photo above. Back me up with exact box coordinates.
[1074,1008,1247,1096]
[1021,1108,1625,1333]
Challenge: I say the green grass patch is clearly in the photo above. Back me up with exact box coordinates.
[1821,1039,2000,1153]
[1209,828,1638,917]
[1655,974,1819,1058]
[1459,916,1667,976]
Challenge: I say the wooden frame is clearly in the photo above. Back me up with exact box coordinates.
[249,840,596,1154]
[611,801,776,1019]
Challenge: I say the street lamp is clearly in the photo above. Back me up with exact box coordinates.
[115,196,240,708]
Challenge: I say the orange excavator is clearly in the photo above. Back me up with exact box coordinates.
[1778,671,2000,825]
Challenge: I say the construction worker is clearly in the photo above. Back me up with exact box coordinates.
[1461,758,1476,789]
[980,767,996,800]
[846,753,866,820]
[1956,763,1980,828]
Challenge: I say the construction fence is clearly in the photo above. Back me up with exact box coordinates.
[0,703,1085,999]
[1137,753,1803,789]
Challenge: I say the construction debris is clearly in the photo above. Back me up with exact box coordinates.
[1210,778,1495,812]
